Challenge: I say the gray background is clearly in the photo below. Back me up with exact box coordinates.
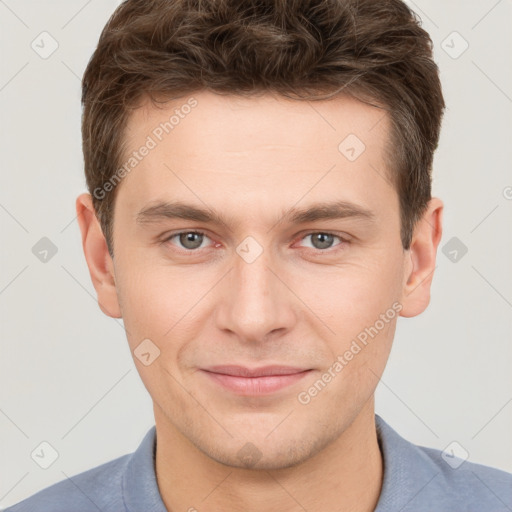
[1,0,511,508]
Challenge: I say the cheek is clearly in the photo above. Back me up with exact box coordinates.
[115,236,405,352]
[115,262,171,345]
[298,256,403,337]
[116,258,216,347]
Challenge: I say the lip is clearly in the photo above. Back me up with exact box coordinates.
[201,365,312,395]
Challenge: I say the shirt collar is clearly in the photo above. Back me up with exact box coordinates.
[374,414,439,511]
[121,415,429,511]
[122,425,167,512]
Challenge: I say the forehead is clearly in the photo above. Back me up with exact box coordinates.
[115,90,395,223]
[123,90,390,158]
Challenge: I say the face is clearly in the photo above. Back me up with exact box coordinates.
[79,91,437,470]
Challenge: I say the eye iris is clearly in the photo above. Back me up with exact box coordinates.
[179,232,203,250]
[312,233,334,250]
[175,233,336,250]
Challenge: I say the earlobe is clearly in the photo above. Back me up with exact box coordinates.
[75,193,122,319]
[400,197,443,318]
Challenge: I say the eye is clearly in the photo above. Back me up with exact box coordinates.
[164,230,212,251]
[298,232,346,251]
[161,230,348,254]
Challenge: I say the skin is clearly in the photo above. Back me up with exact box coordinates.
[77,91,443,512]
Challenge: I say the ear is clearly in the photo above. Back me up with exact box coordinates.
[76,192,122,318]
[400,197,443,318]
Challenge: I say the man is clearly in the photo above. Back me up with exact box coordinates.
[6,0,512,511]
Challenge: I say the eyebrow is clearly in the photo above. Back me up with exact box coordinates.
[136,200,376,229]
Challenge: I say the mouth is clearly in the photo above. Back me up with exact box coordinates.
[200,365,313,395]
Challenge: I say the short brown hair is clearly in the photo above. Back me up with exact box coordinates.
[81,0,445,255]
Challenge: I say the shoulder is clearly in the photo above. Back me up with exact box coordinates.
[3,454,130,512]
[417,444,512,508]
[3,426,161,512]
[375,415,512,512]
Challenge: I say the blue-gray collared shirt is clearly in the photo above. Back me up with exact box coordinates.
[4,415,512,511]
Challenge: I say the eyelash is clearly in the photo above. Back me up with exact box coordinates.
[161,230,349,254]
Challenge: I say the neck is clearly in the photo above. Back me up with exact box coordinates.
[154,399,383,512]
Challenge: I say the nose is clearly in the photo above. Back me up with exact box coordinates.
[215,245,297,343]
